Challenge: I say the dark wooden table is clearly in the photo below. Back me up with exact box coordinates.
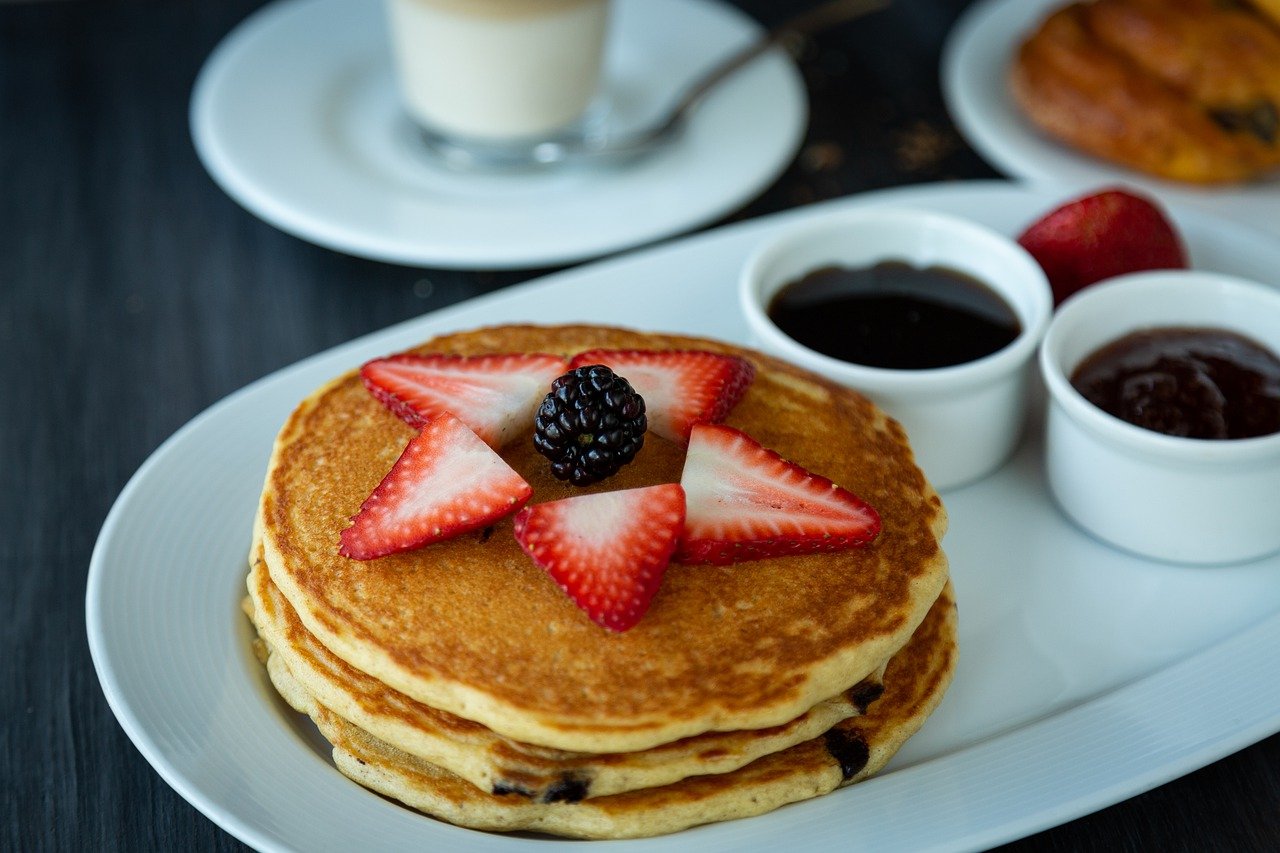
[4,0,1278,849]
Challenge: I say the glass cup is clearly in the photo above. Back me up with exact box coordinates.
[385,0,611,166]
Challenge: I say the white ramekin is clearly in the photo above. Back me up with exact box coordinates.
[739,207,1053,491]
[1039,270,1280,565]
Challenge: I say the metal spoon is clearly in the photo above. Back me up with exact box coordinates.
[420,0,890,170]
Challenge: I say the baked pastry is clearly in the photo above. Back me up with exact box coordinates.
[1011,0,1280,183]
[1246,0,1280,28]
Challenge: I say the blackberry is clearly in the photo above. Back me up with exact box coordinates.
[533,365,646,485]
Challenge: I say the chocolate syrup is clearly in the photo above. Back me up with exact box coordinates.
[1070,326,1280,439]
[767,262,1021,370]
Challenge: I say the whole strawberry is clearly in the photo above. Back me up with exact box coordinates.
[1017,188,1188,306]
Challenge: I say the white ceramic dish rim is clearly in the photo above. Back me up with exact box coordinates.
[86,181,1280,853]
[1041,271,1280,465]
[739,207,1052,398]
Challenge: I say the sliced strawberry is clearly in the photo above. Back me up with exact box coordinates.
[513,484,686,632]
[340,412,532,560]
[1017,188,1188,306]
[677,423,880,565]
[360,352,569,448]
[568,349,754,445]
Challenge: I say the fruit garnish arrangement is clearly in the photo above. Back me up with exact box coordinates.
[341,348,881,632]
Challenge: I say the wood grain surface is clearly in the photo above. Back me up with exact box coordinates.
[2,0,1277,849]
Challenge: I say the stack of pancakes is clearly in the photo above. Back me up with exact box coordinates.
[246,325,956,839]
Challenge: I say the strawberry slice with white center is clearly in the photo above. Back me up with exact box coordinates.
[360,353,569,448]
[677,423,881,565]
[568,349,754,445]
[513,484,686,632]
[340,412,533,560]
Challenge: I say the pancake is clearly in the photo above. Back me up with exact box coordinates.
[261,583,957,839]
[247,554,894,800]
[257,324,949,753]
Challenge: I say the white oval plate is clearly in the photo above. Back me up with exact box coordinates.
[89,181,1280,852]
[190,0,806,270]
[941,0,1280,238]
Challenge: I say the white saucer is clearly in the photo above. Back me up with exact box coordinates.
[942,0,1280,238]
[191,0,807,269]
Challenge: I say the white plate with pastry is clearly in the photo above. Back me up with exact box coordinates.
[942,0,1280,238]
